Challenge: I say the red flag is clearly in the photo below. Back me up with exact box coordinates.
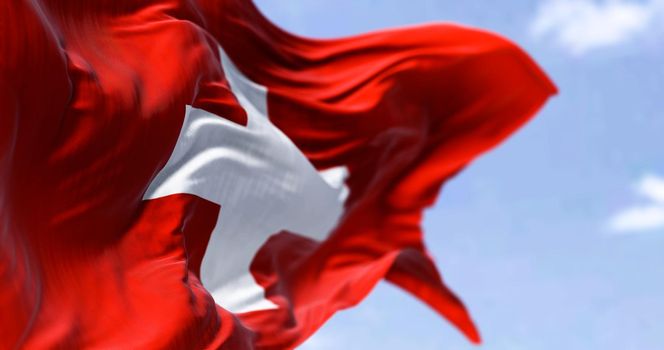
[1,0,556,349]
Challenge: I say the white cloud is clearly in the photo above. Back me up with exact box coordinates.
[530,0,664,55]
[608,174,664,233]
[609,205,664,232]
[636,174,664,203]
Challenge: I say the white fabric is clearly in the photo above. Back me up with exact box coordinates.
[144,48,348,313]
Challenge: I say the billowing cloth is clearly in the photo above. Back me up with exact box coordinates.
[0,1,555,349]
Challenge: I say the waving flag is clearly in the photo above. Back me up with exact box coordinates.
[1,0,556,349]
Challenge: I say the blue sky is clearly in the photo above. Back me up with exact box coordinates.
[254,1,664,349]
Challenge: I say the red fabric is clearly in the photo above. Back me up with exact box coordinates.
[2,0,555,349]
[201,1,556,348]
[1,1,249,349]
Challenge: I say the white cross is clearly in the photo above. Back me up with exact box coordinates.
[144,49,348,313]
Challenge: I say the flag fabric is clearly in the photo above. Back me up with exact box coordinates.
[0,0,556,349]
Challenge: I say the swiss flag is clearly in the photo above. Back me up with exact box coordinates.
[1,0,556,349]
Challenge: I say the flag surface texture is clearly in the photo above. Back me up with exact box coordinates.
[0,0,556,349]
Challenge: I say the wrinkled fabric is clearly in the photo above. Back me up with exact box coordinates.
[206,2,555,348]
[1,0,555,349]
